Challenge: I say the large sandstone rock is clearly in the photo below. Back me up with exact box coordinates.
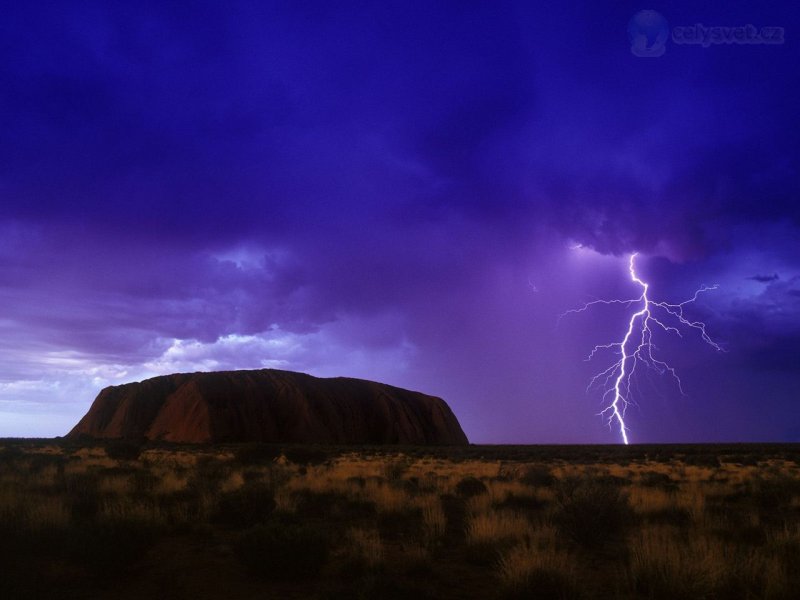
[67,369,468,445]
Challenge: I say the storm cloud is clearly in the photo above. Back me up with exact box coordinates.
[1,1,798,441]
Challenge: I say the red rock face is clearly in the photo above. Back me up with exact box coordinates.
[67,369,469,445]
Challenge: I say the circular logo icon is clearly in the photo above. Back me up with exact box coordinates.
[628,10,669,57]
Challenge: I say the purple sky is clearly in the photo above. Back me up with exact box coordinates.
[1,2,798,442]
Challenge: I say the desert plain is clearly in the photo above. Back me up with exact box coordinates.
[1,441,799,599]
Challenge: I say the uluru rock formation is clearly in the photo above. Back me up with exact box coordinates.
[68,369,468,445]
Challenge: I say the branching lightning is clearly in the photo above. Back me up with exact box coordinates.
[562,253,722,445]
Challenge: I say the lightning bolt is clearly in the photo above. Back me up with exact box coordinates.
[562,253,722,444]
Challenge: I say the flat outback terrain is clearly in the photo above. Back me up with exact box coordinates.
[2,441,799,599]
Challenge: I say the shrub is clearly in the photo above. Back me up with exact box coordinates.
[26,453,64,474]
[213,483,275,529]
[235,521,330,580]
[335,528,384,577]
[346,476,367,488]
[726,454,759,466]
[0,444,23,460]
[645,507,692,527]
[156,485,206,526]
[752,477,799,510]
[497,543,581,600]
[439,493,467,541]
[322,574,434,600]
[467,511,530,547]
[192,458,228,492]
[465,511,530,566]
[401,477,420,494]
[594,474,629,487]
[0,506,27,563]
[520,466,556,488]
[628,530,721,600]
[105,440,144,461]
[69,517,161,576]
[377,508,422,541]
[233,444,283,465]
[8,517,161,579]
[499,567,582,600]
[553,477,634,550]
[132,470,160,495]
[455,476,488,498]
[282,446,329,466]
[494,493,547,513]
[331,498,377,521]
[292,489,338,519]
[62,472,102,520]
[419,496,446,544]
[383,458,410,482]
[640,471,677,491]
[292,489,375,521]
[682,453,721,468]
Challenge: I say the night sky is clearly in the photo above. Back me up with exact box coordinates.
[1,2,798,443]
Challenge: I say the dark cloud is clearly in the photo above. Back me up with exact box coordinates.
[748,274,780,283]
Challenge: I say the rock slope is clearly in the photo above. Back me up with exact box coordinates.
[67,369,468,445]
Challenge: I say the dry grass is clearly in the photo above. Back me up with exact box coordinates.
[497,541,577,597]
[22,496,71,529]
[465,492,492,516]
[273,487,297,513]
[629,486,675,514]
[154,469,189,494]
[629,527,726,597]
[467,510,532,546]
[1,442,798,599]
[98,473,134,495]
[100,496,165,524]
[220,470,245,493]
[364,480,408,513]
[340,527,384,569]
[418,494,446,542]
